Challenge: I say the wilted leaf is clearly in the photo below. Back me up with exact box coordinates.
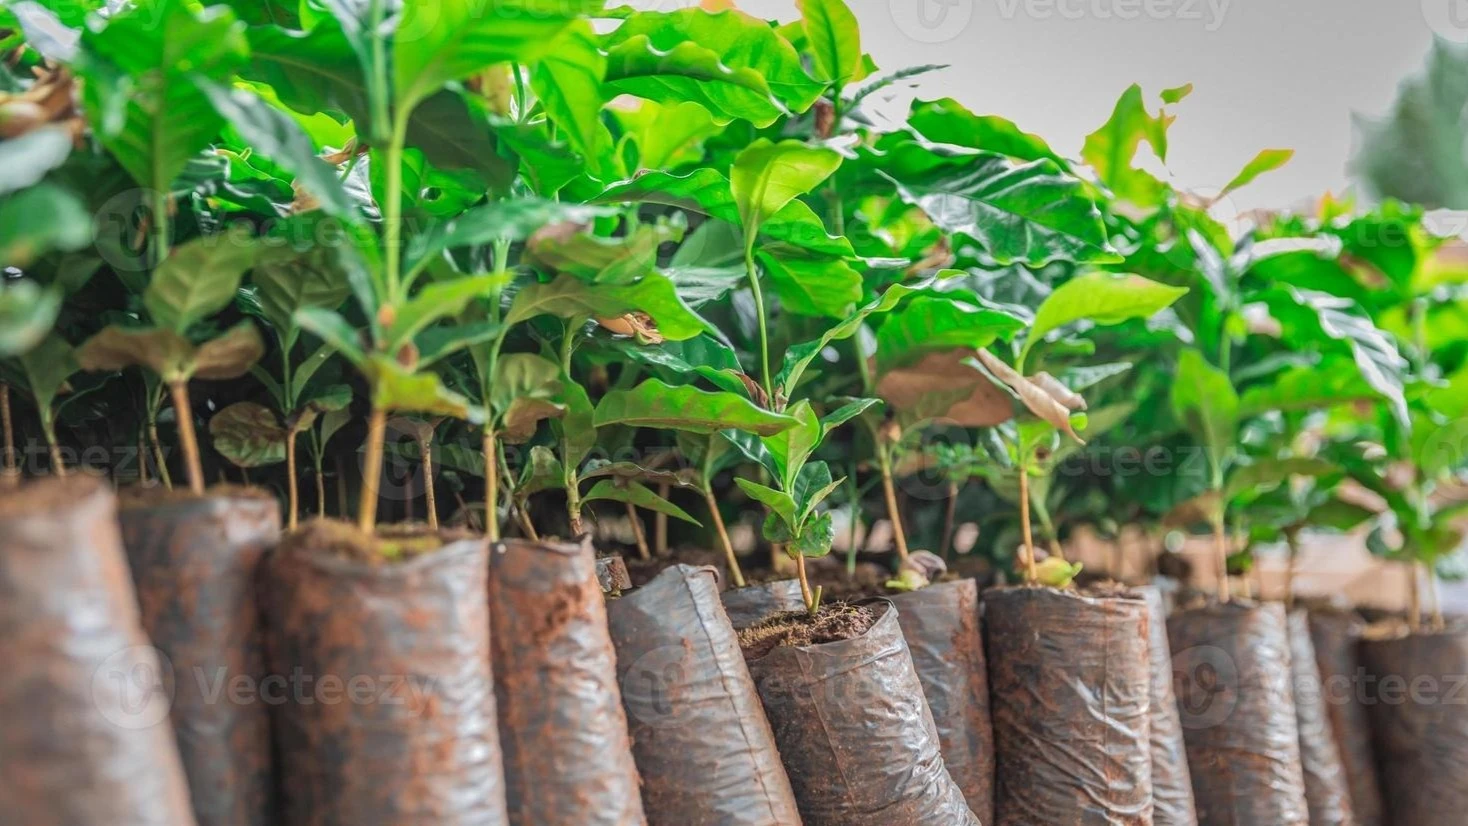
[972,349,1084,442]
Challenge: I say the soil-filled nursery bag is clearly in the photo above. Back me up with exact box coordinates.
[742,600,978,826]
[888,579,995,823]
[119,487,280,826]
[606,564,802,826]
[721,579,806,629]
[1286,610,1354,826]
[0,477,198,826]
[1307,608,1384,826]
[596,554,632,593]
[1138,586,1198,826]
[1359,628,1468,826]
[983,585,1152,826]
[488,537,646,826]
[263,521,508,826]
[1167,601,1308,826]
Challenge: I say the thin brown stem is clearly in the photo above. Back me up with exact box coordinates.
[627,502,650,560]
[168,381,204,495]
[138,430,149,485]
[1019,467,1037,583]
[1429,566,1444,632]
[793,549,816,614]
[516,503,539,541]
[420,431,438,531]
[940,480,958,559]
[286,434,300,531]
[880,457,909,561]
[484,429,500,542]
[654,481,670,556]
[149,423,172,490]
[1408,562,1422,633]
[0,384,15,485]
[315,466,326,518]
[45,424,65,478]
[358,406,387,533]
[705,487,745,587]
[1213,518,1231,603]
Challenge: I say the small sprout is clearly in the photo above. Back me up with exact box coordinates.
[885,568,929,592]
[1035,557,1084,588]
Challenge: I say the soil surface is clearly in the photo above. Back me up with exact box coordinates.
[738,603,879,660]
[117,483,273,509]
[278,518,470,564]
[622,548,728,588]
[0,473,105,513]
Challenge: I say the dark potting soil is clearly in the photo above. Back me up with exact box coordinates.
[117,482,274,509]
[737,603,879,660]
[622,548,729,588]
[278,518,471,565]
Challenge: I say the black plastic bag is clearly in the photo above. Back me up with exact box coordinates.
[607,564,801,826]
[747,601,978,825]
[984,585,1152,826]
[1139,586,1198,826]
[1287,610,1354,826]
[721,579,805,629]
[1307,608,1383,826]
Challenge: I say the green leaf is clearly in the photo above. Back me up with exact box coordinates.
[791,460,843,523]
[17,333,76,416]
[553,370,596,468]
[1171,348,1238,485]
[417,321,503,369]
[1226,457,1336,501]
[76,0,247,193]
[364,354,480,421]
[908,98,1063,165]
[1080,83,1175,208]
[789,510,835,558]
[777,282,926,397]
[584,479,702,526]
[875,292,1025,372]
[386,274,507,352]
[145,236,260,332]
[596,168,851,257]
[294,307,368,367]
[196,79,357,220]
[734,477,798,530]
[875,139,1117,266]
[527,220,682,285]
[1238,360,1378,417]
[1021,272,1188,367]
[594,380,799,436]
[490,353,565,441]
[75,326,195,381]
[252,234,353,346]
[0,185,92,268]
[393,0,602,112]
[531,20,612,178]
[798,0,860,88]
[1219,148,1293,199]
[404,199,604,281]
[760,252,862,318]
[505,273,709,341]
[613,100,721,171]
[603,9,823,124]
[0,281,61,357]
[761,401,823,490]
[730,139,841,247]
[209,401,287,468]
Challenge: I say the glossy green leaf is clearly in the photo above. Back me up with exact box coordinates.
[777,282,925,397]
[209,401,287,467]
[0,184,91,268]
[908,97,1063,165]
[0,281,61,357]
[404,199,605,281]
[144,236,259,332]
[505,273,709,341]
[760,252,862,318]
[386,274,506,352]
[76,0,247,193]
[1219,148,1294,199]
[875,292,1026,371]
[730,139,841,246]
[1171,348,1238,484]
[798,0,860,88]
[252,237,353,347]
[1021,272,1188,367]
[364,354,480,421]
[393,0,602,112]
[531,20,612,178]
[734,477,798,530]
[196,79,357,220]
[614,100,721,171]
[603,8,823,123]
[17,333,76,417]
[294,307,368,367]
[1080,83,1174,207]
[584,479,702,526]
[594,379,799,436]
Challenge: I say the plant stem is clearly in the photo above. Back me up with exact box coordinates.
[382,115,411,304]
[1429,565,1445,631]
[1019,466,1037,583]
[138,429,149,485]
[42,417,65,478]
[1408,561,1422,633]
[878,450,909,561]
[654,481,669,555]
[1213,516,1231,603]
[420,428,438,531]
[315,462,326,518]
[1284,526,1300,610]
[0,383,15,485]
[941,480,958,559]
[168,381,204,495]
[704,487,745,587]
[359,406,387,533]
[148,422,172,490]
[286,433,299,531]
[516,504,539,541]
[627,502,650,560]
[794,549,815,613]
[743,245,774,404]
[483,429,500,542]
[560,323,584,538]
[151,189,170,268]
